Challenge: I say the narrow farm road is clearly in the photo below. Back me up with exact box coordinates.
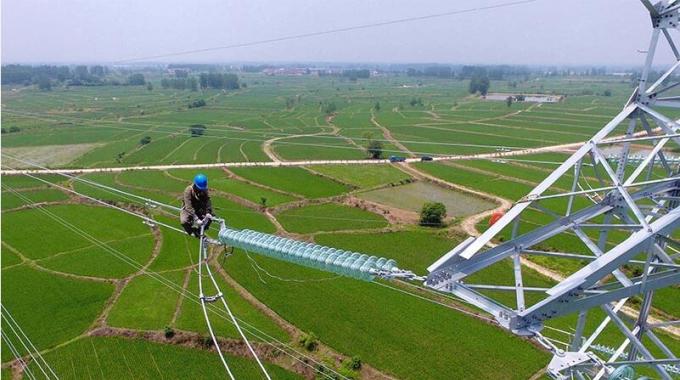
[1,138,584,175]
[261,114,345,162]
[370,111,415,157]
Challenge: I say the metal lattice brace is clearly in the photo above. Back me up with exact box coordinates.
[426,1,680,379]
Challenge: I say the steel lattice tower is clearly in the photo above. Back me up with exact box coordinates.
[426,1,680,379]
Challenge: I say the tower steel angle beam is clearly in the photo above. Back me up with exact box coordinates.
[426,1,680,379]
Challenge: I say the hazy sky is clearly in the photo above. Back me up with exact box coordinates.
[1,0,674,65]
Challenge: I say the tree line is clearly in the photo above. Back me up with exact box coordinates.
[198,73,240,90]
[161,73,242,91]
[2,64,109,86]
[161,77,199,91]
[406,65,527,80]
[341,69,370,81]
[317,69,371,81]
[1,64,154,90]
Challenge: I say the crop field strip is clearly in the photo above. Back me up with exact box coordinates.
[0,161,446,360]
[0,182,351,380]
[2,106,551,166]
[15,157,664,366]
[4,75,679,379]
[3,177,446,378]
[1,158,564,380]
[1,76,636,168]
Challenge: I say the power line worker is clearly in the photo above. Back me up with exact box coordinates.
[180,174,214,237]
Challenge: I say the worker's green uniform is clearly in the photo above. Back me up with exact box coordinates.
[180,184,213,237]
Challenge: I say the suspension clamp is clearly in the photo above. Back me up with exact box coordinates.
[372,269,425,281]
[142,219,156,228]
[200,292,223,303]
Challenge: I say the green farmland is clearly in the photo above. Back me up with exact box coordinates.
[2,73,678,380]
[1,75,636,169]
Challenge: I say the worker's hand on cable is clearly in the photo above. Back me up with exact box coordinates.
[205,213,213,220]
[196,218,203,226]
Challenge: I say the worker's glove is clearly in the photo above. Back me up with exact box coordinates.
[195,219,204,226]
[205,213,213,220]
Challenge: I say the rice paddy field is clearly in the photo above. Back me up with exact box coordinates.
[2,74,635,169]
[2,74,679,379]
[358,181,494,217]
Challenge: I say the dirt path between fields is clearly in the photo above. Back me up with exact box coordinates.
[170,268,194,326]
[88,326,320,379]
[0,138,584,175]
[370,111,415,157]
[262,114,345,162]
[92,219,164,329]
[9,113,661,176]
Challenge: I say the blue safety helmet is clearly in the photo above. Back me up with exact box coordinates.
[193,173,208,190]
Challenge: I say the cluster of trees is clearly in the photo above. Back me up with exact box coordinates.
[139,136,152,145]
[172,69,189,78]
[38,77,52,90]
[460,65,523,80]
[5,65,60,83]
[364,132,383,159]
[159,71,243,91]
[406,65,530,80]
[188,99,206,108]
[285,95,302,109]
[2,64,114,88]
[342,69,370,81]
[198,73,239,90]
[3,64,88,84]
[1,64,155,90]
[321,101,337,115]
[409,97,424,107]
[407,66,452,78]
[160,77,199,91]
[242,64,272,73]
[420,202,447,227]
[585,67,607,76]
[189,124,207,137]
[298,332,318,352]
[127,73,146,85]
[168,63,217,71]
[468,74,490,95]
[1,126,21,134]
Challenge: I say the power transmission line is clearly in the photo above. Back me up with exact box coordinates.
[1,153,456,227]
[115,0,537,63]
[2,184,348,380]
[0,306,59,380]
[3,166,505,379]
